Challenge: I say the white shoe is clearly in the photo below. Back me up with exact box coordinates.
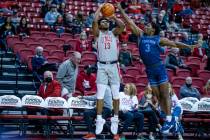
[111,117,119,135]
[149,134,155,140]
[178,134,184,140]
[95,118,105,135]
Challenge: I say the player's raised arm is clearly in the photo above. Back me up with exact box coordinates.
[92,4,103,37]
[160,37,195,49]
[111,15,125,36]
[116,2,143,36]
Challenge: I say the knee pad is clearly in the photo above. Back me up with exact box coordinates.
[96,84,107,99]
[111,84,120,100]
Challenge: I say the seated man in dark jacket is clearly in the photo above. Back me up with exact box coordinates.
[165,48,191,73]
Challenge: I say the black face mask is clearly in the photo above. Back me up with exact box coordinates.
[45,77,52,83]
[86,68,92,76]
[186,83,192,88]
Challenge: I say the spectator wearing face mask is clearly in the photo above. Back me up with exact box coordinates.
[179,77,201,99]
[37,71,61,99]
[76,65,96,95]
[76,31,92,53]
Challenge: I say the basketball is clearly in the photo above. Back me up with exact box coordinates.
[101,3,115,17]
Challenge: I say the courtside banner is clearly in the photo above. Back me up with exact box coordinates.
[22,95,46,108]
[192,101,210,112]
[68,97,95,109]
[179,99,194,111]
[45,97,68,109]
[200,97,210,103]
[0,95,22,107]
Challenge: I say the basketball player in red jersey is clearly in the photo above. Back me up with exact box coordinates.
[92,4,125,139]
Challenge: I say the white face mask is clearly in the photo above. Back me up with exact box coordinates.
[146,93,152,99]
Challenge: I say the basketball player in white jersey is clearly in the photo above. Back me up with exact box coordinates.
[92,4,125,137]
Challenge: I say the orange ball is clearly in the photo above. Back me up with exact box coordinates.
[101,3,115,17]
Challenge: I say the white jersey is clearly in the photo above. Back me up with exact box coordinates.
[96,31,119,62]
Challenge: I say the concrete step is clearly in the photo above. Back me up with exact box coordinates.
[0,90,36,96]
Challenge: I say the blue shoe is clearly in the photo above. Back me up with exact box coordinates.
[161,120,175,134]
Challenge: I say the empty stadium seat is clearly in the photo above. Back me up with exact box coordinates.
[171,77,186,86]
[176,69,191,77]
[197,70,210,83]
[122,74,136,84]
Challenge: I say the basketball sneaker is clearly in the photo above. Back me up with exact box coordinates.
[95,118,105,135]
[161,118,175,134]
[111,117,119,134]
[82,133,96,140]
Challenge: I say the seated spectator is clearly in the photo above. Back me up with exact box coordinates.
[76,31,92,53]
[56,51,81,99]
[180,32,194,57]
[28,71,62,133]
[17,16,30,38]
[119,42,133,72]
[41,0,52,18]
[179,77,201,99]
[10,4,20,27]
[44,4,61,26]
[38,71,61,99]
[119,28,129,43]
[165,48,191,73]
[57,2,65,16]
[0,16,16,51]
[204,40,210,71]
[203,79,210,96]
[159,83,184,140]
[139,84,161,140]
[197,33,208,49]
[192,43,206,58]
[76,65,96,95]
[80,86,112,140]
[71,11,85,34]
[84,10,95,28]
[156,13,168,31]
[167,21,179,32]
[63,12,74,33]
[54,15,65,35]
[31,46,57,79]
[118,83,145,140]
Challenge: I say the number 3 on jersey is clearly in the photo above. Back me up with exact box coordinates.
[105,42,111,49]
[145,44,151,52]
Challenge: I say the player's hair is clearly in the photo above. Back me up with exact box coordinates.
[98,17,109,25]
[151,22,160,35]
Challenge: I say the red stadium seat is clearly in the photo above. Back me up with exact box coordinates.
[176,69,191,77]
[46,56,62,63]
[192,77,205,88]
[122,74,136,84]
[82,51,97,61]
[136,75,148,85]
[171,77,186,86]
[66,39,80,50]
[52,38,66,46]
[50,50,65,59]
[19,49,34,63]
[44,32,58,39]
[197,70,210,83]
[186,62,200,76]
[37,37,51,44]
[136,83,146,94]
[187,56,201,64]
[125,67,141,77]
[172,85,181,99]
[81,58,96,65]
[44,44,58,51]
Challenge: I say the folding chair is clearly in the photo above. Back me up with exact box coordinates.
[0,95,24,136]
[45,97,73,137]
[21,95,48,136]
